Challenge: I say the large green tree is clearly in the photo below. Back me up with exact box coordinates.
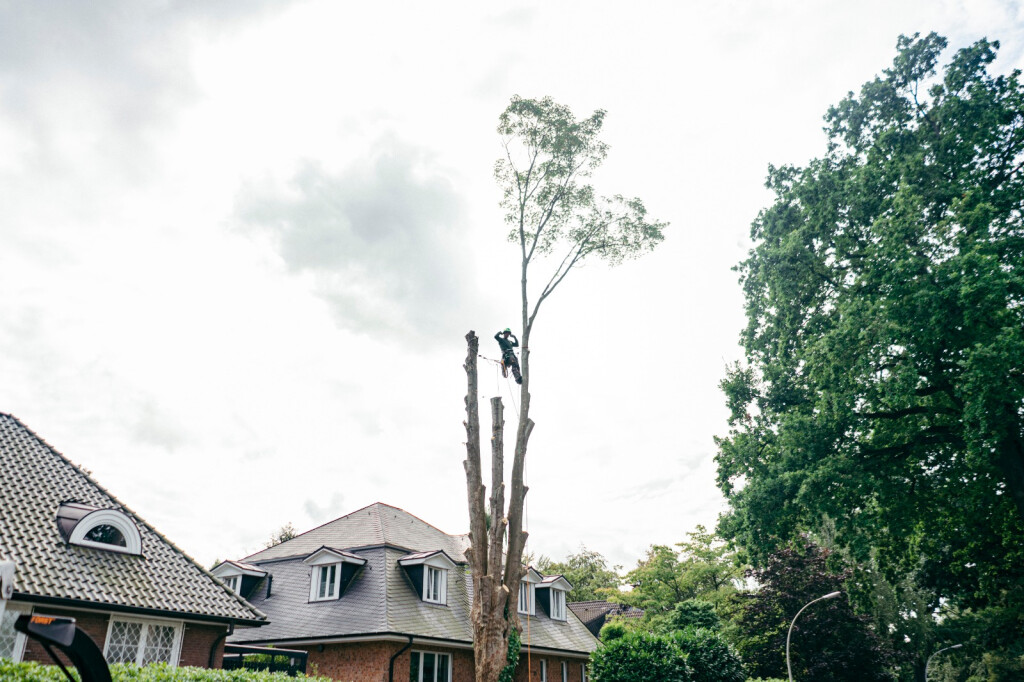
[537,546,620,602]
[716,33,1024,607]
[736,539,895,681]
[622,526,742,614]
[463,97,666,681]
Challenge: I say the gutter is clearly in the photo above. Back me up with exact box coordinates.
[12,593,267,627]
[388,635,415,682]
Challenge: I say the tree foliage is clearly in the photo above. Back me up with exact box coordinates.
[622,526,742,614]
[677,628,746,682]
[590,631,691,682]
[735,539,894,681]
[263,523,297,549]
[537,546,620,602]
[716,32,1024,610]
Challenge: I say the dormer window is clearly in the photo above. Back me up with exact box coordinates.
[536,575,572,621]
[56,503,142,555]
[398,551,457,606]
[315,564,339,600]
[303,547,367,603]
[424,566,445,604]
[223,575,241,593]
[518,567,541,616]
[211,560,268,599]
[550,588,566,620]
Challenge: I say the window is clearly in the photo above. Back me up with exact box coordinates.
[561,661,568,681]
[64,507,142,555]
[540,659,548,682]
[518,581,534,615]
[424,566,446,604]
[84,524,126,547]
[104,618,181,666]
[223,575,241,593]
[409,650,451,682]
[304,547,366,602]
[0,604,30,662]
[550,589,566,620]
[313,563,340,601]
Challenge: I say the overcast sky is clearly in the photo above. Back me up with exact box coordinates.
[2,0,1023,573]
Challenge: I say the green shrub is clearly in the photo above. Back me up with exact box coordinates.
[599,621,628,642]
[0,660,332,681]
[675,628,745,682]
[590,631,691,682]
[667,601,721,632]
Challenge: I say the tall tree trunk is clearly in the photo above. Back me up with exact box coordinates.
[464,331,515,681]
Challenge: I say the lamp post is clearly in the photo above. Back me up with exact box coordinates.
[925,643,963,680]
[786,591,841,682]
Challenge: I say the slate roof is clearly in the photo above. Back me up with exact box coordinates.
[230,503,598,655]
[568,600,644,637]
[0,413,266,625]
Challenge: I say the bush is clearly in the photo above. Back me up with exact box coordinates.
[675,628,745,682]
[668,601,721,632]
[590,631,691,682]
[0,660,332,681]
[599,621,628,642]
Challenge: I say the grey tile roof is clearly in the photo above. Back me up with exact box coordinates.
[568,601,644,637]
[0,413,266,625]
[230,503,598,654]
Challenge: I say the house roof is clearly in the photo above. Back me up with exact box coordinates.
[0,413,266,625]
[230,503,598,654]
[567,600,644,636]
[243,502,470,563]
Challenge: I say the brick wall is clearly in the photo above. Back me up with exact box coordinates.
[17,604,228,670]
[514,651,588,682]
[299,641,475,682]
[179,622,228,668]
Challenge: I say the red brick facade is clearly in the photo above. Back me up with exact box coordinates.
[290,639,588,682]
[14,603,229,670]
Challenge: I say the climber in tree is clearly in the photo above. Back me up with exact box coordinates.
[494,328,522,384]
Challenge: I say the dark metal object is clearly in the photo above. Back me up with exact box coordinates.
[14,613,112,682]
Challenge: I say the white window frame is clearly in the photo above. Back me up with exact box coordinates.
[424,565,447,604]
[561,661,568,681]
[540,659,548,682]
[68,509,142,555]
[0,603,31,662]
[103,616,183,667]
[311,562,341,602]
[410,650,452,682]
[518,581,535,615]
[223,575,241,593]
[304,548,366,602]
[550,588,566,621]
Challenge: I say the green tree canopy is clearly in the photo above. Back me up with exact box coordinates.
[735,539,894,681]
[716,33,1024,607]
[536,546,620,602]
[622,526,742,614]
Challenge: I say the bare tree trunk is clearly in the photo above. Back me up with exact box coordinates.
[464,331,515,682]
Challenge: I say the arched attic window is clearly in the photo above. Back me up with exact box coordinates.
[56,502,142,555]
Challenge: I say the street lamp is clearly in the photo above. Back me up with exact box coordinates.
[786,591,842,682]
[925,643,963,680]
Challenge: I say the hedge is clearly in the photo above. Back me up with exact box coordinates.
[0,660,332,681]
